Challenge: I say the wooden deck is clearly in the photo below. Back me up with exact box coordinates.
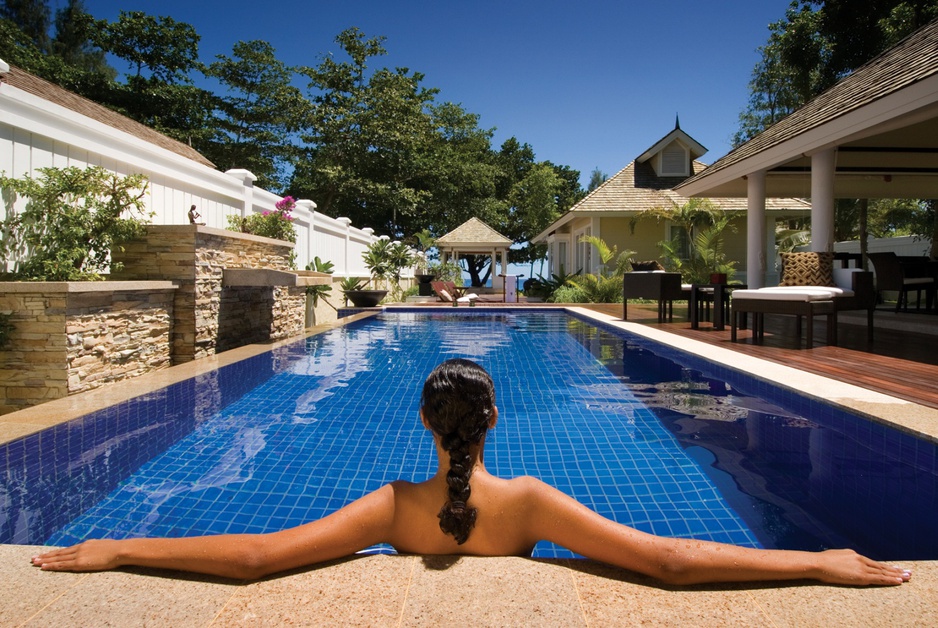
[581,302,938,410]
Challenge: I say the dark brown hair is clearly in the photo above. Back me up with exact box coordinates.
[420,359,496,544]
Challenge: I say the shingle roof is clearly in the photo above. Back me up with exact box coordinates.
[562,160,810,214]
[1,64,215,168]
[436,217,512,245]
[679,18,938,190]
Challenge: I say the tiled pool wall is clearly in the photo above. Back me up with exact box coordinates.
[0,346,287,545]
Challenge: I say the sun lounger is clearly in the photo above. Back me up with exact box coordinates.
[729,253,875,348]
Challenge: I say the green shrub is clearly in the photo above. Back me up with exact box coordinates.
[0,166,150,281]
[551,285,587,303]
[226,196,297,243]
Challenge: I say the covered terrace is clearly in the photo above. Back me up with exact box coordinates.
[676,19,938,290]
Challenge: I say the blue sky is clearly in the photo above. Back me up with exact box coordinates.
[77,0,793,188]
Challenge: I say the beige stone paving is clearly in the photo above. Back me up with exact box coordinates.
[0,548,934,626]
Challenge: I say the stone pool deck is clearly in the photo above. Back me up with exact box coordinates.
[2,547,935,626]
[2,307,937,625]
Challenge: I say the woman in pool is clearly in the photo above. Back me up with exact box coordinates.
[33,358,910,586]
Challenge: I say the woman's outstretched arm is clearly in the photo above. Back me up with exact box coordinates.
[521,477,911,586]
[32,484,397,580]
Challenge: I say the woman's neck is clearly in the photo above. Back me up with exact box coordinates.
[431,437,487,479]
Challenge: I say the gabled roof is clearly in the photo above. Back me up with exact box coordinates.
[636,122,707,164]
[533,159,810,242]
[677,18,938,198]
[437,217,512,247]
[1,64,215,168]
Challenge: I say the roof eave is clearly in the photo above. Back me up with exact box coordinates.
[677,66,938,198]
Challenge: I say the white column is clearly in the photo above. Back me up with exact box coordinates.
[295,199,317,268]
[810,148,836,252]
[224,169,256,219]
[746,170,767,289]
[337,217,352,276]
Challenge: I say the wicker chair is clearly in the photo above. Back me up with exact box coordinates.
[868,252,936,312]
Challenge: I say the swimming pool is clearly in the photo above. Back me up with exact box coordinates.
[2,310,937,559]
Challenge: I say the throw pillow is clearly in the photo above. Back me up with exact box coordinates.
[779,252,835,286]
[631,260,665,272]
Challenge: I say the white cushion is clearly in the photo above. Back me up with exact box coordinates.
[457,293,479,303]
[903,277,934,286]
[760,285,854,297]
[732,288,835,302]
[439,289,453,301]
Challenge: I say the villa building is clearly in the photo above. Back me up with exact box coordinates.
[532,122,811,284]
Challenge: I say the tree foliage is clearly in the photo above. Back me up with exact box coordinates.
[1,9,584,279]
[205,40,309,190]
[736,0,938,145]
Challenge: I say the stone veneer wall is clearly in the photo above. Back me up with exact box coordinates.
[111,225,306,363]
[0,282,176,414]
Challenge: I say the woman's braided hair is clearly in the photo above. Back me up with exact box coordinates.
[420,359,495,544]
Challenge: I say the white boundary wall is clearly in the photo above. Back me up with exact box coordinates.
[0,66,387,276]
[833,235,932,257]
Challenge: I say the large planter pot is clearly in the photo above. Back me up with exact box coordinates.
[415,273,436,296]
[344,290,387,307]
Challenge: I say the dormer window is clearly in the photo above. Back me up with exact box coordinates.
[658,142,689,176]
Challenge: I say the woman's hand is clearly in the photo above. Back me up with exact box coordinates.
[32,539,123,572]
[814,549,911,586]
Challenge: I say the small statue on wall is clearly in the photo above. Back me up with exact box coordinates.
[188,205,205,225]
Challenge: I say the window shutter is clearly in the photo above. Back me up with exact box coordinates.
[661,144,687,176]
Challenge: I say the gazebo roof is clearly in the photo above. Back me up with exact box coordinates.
[436,218,512,251]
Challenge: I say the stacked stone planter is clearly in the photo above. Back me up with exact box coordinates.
[0,282,176,414]
[111,225,307,363]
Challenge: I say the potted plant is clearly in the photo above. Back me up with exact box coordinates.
[341,276,385,307]
[409,229,438,296]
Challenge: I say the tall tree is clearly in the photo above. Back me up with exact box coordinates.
[51,0,111,78]
[737,0,938,144]
[90,10,216,150]
[1,0,49,51]
[94,10,201,84]
[291,28,440,237]
[587,168,607,192]
[205,40,309,191]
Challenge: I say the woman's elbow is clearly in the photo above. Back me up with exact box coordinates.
[226,538,279,580]
[649,550,699,586]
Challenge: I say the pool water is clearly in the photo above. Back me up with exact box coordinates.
[4,311,938,559]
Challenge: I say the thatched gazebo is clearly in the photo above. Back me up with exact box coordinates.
[436,218,512,288]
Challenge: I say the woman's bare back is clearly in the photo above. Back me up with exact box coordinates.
[384,471,541,557]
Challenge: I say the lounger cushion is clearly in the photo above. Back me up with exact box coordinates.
[779,252,836,287]
[456,293,479,303]
[439,289,453,301]
[733,288,836,302]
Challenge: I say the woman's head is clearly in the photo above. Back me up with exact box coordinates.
[420,359,496,544]
[420,358,496,439]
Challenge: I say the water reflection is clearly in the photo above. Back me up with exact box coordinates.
[566,318,938,559]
